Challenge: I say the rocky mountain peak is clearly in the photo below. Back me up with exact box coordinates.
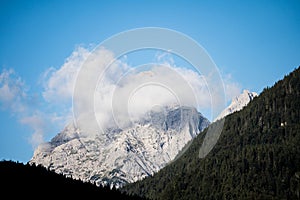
[30,105,210,188]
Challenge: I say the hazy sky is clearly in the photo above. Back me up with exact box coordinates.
[0,0,299,163]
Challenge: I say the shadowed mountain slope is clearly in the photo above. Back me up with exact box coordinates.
[0,160,144,199]
[122,66,300,200]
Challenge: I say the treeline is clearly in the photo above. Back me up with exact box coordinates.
[122,66,300,199]
[0,160,144,199]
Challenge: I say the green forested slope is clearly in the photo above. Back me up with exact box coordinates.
[123,67,300,200]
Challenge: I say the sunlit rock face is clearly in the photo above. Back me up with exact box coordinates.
[31,105,210,188]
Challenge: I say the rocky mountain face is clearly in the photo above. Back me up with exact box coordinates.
[214,90,258,121]
[30,105,210,188]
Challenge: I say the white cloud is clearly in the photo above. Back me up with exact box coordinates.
[110,66,203,123]
[222,73,242,104]
[42,47,90,104]
[67,47,243,132]
[20,114,46,148]
[0,68,47,148]
[155,51,174,66]
[0,68,27,113]
[33,46,94,140]
[0,46,243,147]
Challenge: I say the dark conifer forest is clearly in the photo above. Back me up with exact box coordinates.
[0,160,144,199]
[122,67,300,200]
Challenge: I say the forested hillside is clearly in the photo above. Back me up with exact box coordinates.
[0,160,143,199]
[123,66,300,200]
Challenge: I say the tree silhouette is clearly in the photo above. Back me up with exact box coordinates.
[0,160,145,199]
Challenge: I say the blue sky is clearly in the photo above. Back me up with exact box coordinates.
[0,0,299,163]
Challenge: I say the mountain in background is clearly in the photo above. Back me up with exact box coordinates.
[122,66,300,200]
[0,160,143,199]
[214,89,258,121]
[30,105,210,187]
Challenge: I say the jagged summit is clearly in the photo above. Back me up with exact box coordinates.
[214,90,258,121]
[30,105,209,188]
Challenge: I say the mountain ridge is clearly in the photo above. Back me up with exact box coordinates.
[30,105,210,187]
[214,89,258,121]
[122,66,300,199]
